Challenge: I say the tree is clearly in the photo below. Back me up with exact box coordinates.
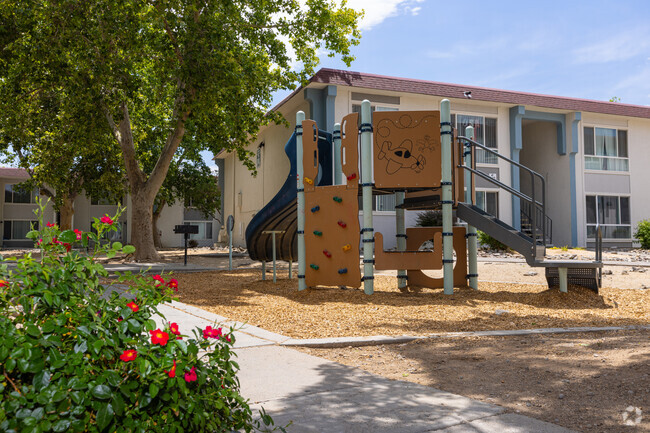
[0,81,125,230]
[0,1,361,261]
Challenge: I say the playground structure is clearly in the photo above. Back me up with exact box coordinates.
[246,99,603,295]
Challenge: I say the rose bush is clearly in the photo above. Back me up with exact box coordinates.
[0,200,280,432]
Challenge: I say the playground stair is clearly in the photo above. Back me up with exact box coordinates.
[456,202,603,293]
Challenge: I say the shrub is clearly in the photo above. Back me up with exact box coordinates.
[477,230,509,251]
[188,239,199,248]
[415,210,442,227]
[634,219,650,249]
[0,200,277,432]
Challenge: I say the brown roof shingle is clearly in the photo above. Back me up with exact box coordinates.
[311,69,650,119]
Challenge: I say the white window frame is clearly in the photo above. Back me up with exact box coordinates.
[475,190,499,218]
[3,220,39,240]
[183,220,213,240]
[452,113,498,166]
[585,194,631,240]
[4,184,38,205]
[583,126,629,173]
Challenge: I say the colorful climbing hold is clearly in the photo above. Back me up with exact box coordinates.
[337,220,347,228]
[323,250,332,258]
[304,177,314,185]
[311,205,320,213]
[313,230,322,236]
[342,244,351,251]
[333,196,342,203]
[338,268,348,274]
[310,264,319,270]
[346,173,357,181]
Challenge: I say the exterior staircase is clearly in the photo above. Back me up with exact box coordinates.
[457,135,603,292]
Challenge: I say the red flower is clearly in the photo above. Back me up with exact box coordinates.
[169,322,180,335]
[46,222,57,228]
[0,280,8,288]
[120,349,137,362]
[117,317,123,322]
[37,238,43,246]
[150,329,170,346]
[203,326,223,339]
[100,215,114,225]
[153,274,165,286]
[63,243,72,252]
[164,360,177,378]
[184,366,197,383]
[126,301,139,313]
[167,278,178,292]
[74,229,82,240]
[224,335,232,343]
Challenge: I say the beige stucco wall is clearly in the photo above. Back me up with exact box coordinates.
[520,121,572,247]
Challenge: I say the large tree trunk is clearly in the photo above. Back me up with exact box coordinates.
[58,196,75,230]
[130,189,160,261]
[152,199,166,249]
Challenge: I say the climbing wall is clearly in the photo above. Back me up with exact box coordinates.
[303,115,361,287]
[373,111,441,189]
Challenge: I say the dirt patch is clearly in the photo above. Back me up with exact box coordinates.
[295,330,650,433]
[173,270,649,339]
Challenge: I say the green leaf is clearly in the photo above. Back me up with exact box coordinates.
[52,420,71,433]
[96,402,114,431]
[91,384,112,400]
[57,230,77,243]
[106,250,116,259]
[111,242,123,250]
[127,319,141,333]
[32,371,50,391]
[73,340,87,354]
[112,393,125,416]
[149,383,159,399]
[122,245,135,255]
[92,340,104,355]
[175,339,188,355]
[26,230,40,240]
[25,323,41,337]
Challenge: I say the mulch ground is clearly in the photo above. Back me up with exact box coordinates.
[174,270,649,339]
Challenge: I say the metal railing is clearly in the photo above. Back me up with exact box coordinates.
[521,200,552,245]
[457,135,548,246]
[595,224,603,287]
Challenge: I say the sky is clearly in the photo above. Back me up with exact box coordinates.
[216,0,650,169]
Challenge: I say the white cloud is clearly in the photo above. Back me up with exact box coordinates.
[346,0,424,30]
[573,30,650,64]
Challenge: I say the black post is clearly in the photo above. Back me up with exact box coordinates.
[184,233,188,266]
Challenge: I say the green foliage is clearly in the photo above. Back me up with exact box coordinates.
[415,210,442,227]
[477,230,509,251]
[0,199,276,432]
[634,219,650,249]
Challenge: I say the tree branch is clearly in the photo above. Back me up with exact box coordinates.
[117,102,146,188]
[101,103,122,144]
[152,2,184,64]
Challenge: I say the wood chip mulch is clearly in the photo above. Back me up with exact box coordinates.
[174,270,650,339]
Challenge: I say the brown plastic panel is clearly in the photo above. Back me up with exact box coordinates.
[373,111,441,189]
[304,186,361,287]
[301,119,319,193]
[340,113,359,189]
[374,232,439,270]
[405,226,468,289]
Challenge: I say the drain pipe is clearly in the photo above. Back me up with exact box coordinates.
[464,126,478,290]
[296,111,306,291]
[441,99,454,295]
[360,100,374,295]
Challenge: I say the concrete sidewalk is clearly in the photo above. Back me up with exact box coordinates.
[157,301,575,433]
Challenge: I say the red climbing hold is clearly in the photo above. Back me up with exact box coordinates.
[323,250,332,258]
[347,173,357,181]
[337,220,347,228]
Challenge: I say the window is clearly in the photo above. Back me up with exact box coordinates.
[3,220,38,240]
[586,195,630,239]
[91,197,117,205]
[357,195,396,212]
[352,104,399,115]
[476,191,498,217]
[452,114,497,164]
[183,221,213,240]
[4,184,38,204]
[584,127,628,172]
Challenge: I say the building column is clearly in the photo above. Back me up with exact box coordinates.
[568,112,581,247]
[509,105,525,231]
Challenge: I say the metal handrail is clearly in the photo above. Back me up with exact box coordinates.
[595,224,603,287]
[458,135,548,247]
[521,200,553,244]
